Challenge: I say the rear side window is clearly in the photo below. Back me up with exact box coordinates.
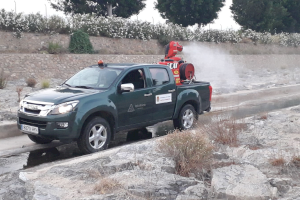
[149,68,170,86]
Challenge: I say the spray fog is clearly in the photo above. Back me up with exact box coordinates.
[182,43,241,94]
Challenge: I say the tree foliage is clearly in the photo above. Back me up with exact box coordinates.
[155,0,225,27]
[283,0,300,32]
[49,0,146,18]
[231,0,300,33]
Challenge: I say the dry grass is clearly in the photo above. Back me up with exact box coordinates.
[157,129,214,177]
[0,69,8,89]
[87,169,102,179]
[212,161,236,169]
[270,157,286,167]
[248,145,262,150]
[291,156,300,168]
[198,115,247,147]
[26,78,37,87]
[48,42,63,54]
[94,177,122,194]
[258,113,268,120]
[16,86,23,102]
[41,80,50,88]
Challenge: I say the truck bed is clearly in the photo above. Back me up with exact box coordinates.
[176,81,211,113]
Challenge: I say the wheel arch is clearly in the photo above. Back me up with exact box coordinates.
[173,99,201,119]
[173,89,202,119]
[79,111,116,140]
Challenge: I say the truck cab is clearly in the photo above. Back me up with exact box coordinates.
[18,63,211,154]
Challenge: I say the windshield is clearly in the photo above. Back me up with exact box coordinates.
[65,67,122,89]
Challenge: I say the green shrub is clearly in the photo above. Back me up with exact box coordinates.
[24,13,46,33]
[0,69,8,89]
[69,30,94,54]
[157,35,173,46]
[47,15,71,34]
[48,42,63,54]
[41,80,50,88]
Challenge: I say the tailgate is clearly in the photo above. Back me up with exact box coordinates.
[176,81,211,112]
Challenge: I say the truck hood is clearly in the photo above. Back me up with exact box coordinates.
[24,87,102,104]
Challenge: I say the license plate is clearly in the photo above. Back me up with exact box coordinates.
[21,124,39,134]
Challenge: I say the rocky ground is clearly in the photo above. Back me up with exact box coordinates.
[1,105,300,199]
[212,106,300,199]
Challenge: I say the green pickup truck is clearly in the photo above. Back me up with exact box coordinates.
[17,63,212,153]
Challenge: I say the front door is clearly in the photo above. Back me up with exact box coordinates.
[116,69,154,127]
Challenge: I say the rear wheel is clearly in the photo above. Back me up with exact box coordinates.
[173,104,197,130]
[27,135,53,144]
[77,117,111,154]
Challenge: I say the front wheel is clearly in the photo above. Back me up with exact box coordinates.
[173,104,197,130]
[77,117,111,154]
[27,134,53,144]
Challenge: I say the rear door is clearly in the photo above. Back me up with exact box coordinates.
[148,67,176,120]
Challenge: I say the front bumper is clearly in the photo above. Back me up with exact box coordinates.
[17,110,78,140]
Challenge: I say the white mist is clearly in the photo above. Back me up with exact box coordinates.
[182,43,241,94]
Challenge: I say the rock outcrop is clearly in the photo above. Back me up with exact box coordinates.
[211,164,277,200]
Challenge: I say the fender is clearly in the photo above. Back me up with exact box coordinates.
[74,98,118,138]
[173,89,201,119]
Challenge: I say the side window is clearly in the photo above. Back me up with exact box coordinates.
[121,69,146,90]
[149,68,170,86]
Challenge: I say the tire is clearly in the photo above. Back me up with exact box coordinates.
[77,117,111,154]
[173,104,197,130]
[27,134,53,144]
[205,106,211,112]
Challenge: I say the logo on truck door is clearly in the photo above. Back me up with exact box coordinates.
[128,104,135,112]
[156,94,172,104]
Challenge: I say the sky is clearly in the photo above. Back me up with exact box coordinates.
[0,0,241,30]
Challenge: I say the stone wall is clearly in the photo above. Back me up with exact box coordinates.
[1,31,300,82]
[2,31,300,55]
[1,54,300,81]
[0,54,163,80]
[0,31,164,55]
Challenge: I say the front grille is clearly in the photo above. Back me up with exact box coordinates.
[21,100,54,116]
[24,108,41,115]
[19,117,47,129]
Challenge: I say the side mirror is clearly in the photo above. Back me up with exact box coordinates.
[120,83,134,93]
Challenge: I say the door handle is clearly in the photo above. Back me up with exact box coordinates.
[144,93,152,97]
[168,89,175,93]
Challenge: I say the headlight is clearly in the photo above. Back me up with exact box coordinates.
[50,100,79,115]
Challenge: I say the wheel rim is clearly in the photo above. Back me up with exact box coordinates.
[88,124,107,149]
[182,109,194,129]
